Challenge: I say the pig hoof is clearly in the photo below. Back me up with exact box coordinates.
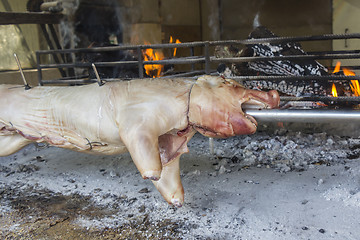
[142,170,161,181]
[148,176,160,181]
[171,198,183,208]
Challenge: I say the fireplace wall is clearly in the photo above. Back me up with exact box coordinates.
[120,0,332,49]
[71,0,333,51]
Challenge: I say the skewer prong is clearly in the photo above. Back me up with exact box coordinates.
[91,63,104,86]
[14,53,31,90]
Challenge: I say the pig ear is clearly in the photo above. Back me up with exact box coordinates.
[223,78,243,87]
[197,75,245,88]
[196,75,224,87]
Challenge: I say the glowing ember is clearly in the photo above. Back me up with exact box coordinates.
[143,42,164,78]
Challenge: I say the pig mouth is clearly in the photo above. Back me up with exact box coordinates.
[241,98,270,110]
[244,114,257,129]
[241,98,271,128]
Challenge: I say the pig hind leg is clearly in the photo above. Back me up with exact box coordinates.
[152,155,184,207]
[0,134,32,156]
[152,131,196,207]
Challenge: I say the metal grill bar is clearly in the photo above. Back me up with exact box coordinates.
[211,53,360,63]
[36,33,360,55]
[36,54,360,77]
[230,75,360,81]
[39,61,139,69]
[309,50,360,55]
[36,32,360,54]
[211,33,360,45]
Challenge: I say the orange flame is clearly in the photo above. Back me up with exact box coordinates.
[331,61,360,97]
[142,36,181,78]
[343,68,360,97]
[350,80,360,97]
[143,42,164,78]
[170,36,181,57]
[331,62,341,97]
[332,61,341,74]
[331,83,338,97]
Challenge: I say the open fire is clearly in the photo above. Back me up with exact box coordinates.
[332,83,338,97]
[169,36,181,57]
[142,44,164,78]
[142,36,181,78]
[331,61,360,98]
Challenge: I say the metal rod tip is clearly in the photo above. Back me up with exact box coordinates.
[91,63,104,86]
[13,53,31,90]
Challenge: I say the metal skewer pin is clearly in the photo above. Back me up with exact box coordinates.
[209,137,214,155]
[91,63,104,86]
[13,53,31,90]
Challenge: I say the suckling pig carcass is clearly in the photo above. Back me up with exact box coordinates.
[0,75,279,207]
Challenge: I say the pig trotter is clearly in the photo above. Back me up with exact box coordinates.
[152,156,184,207]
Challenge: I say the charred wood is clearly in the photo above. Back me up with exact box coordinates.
[215,26,330,96]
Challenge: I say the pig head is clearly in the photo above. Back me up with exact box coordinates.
[188,76,280,138]
[0,76,279,207]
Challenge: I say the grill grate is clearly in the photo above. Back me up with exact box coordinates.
[36,32,360,104]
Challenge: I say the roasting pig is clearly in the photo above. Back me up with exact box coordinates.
[0,75,279,207]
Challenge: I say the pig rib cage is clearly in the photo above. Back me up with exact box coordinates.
[35,33,360,123]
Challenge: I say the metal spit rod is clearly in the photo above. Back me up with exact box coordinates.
[209,108,360,155]
[244,109,360,123]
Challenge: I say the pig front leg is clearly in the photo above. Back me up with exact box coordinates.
[117,102,190,183]
[119,128,163,181]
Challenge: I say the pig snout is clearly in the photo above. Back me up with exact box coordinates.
[266,90,280,109]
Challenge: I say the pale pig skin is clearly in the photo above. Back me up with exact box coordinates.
[0,76,279,207]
